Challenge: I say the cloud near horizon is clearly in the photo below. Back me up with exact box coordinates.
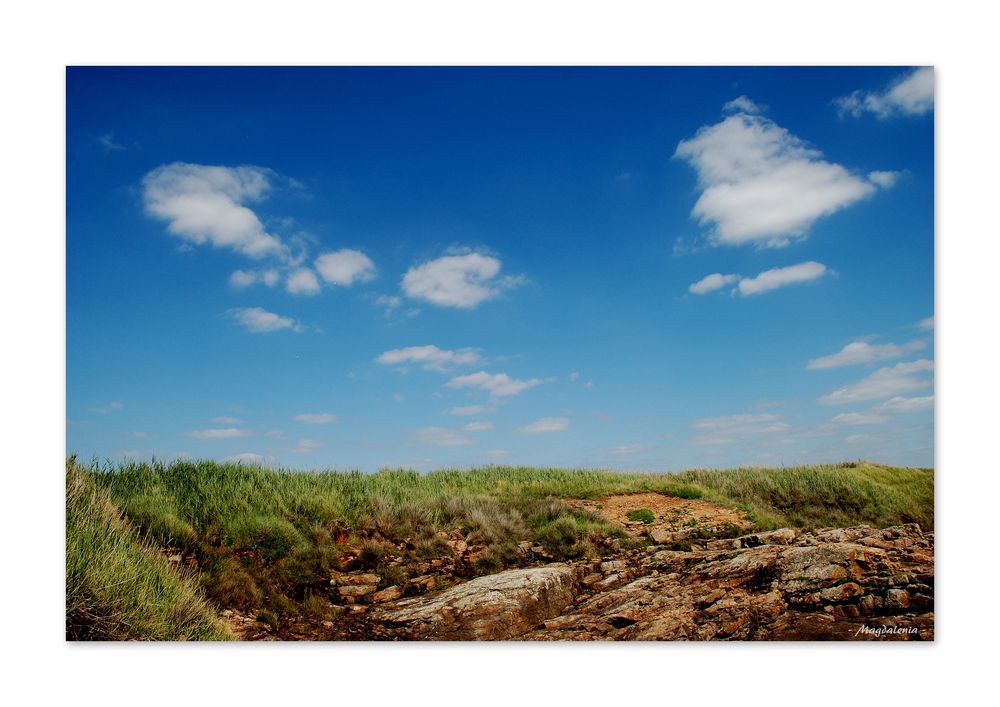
[516,417,570,434]
[408,427,476,447]
[675,110,889,247]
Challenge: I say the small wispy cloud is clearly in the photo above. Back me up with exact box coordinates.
[819,359,934,405]
[187,428,251,440]
[98,132,125,151]
[292,438,324,453]
[516,417,569,434]
[449,404,494,417]
[294,413,338,424]
[408,427,476,447]
[738,262,827,296]
[807,339,927,370]
[690,413,789,446]
[688,272,739,295]
[446,371,543,398]
[228,307,302,333]
[211,416,243,425]
[224,452,274,465]
[462,421,494,432]
[376,345,484,372]
[89,401,124,414]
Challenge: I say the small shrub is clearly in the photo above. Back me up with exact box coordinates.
[357,540,385,569]
[626,508,655,524]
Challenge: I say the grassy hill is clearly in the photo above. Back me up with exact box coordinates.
[66,458,933,640]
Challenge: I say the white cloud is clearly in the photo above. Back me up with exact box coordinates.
[229,270,258,288]
[142,162,285,259]
[376,345,484,372]
[722,95,764,114]
[689,272,739,295]
[224,452,274,465]
[918,316,934,331]
[486,449,511,459]
[874,395,934,415]
[211,416,242,425]
[463,421,494,432]
[517,417,570,434]
[691,413,790,445]
[286,268,321,295]
[449,404,493,416]
[294,413,338,424]
[807,339,927,369]
[830,411,890,426]
[292,438,324,453]
[835,68,934,119]
[446,371,543,398]
[262,269,280,287]
[402,252,522,308]
[867,170,901,189]
[819,359,934,405]
[228,307,302,333]
[188,428,251,440]
[675,112,882,247]
[409,427,476,447]
[315,249,376,286]
[738,261,827,296]
[89,401,123,414]
[568,372,580,382]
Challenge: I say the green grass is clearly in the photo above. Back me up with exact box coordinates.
[68,457,932,639]
[65,461,231,640]
[626,508,656,524]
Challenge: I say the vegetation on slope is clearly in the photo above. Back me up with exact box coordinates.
[65,461,231,640]
[67,458,932,639]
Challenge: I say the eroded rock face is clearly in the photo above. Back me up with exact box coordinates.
[379,564,580,640]
[372,524,933,641]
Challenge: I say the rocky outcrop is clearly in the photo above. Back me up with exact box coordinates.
[371,524,933,641]
[379,564,580,640]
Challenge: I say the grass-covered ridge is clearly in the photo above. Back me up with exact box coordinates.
[65,462,231,640]
[68,458,932,639]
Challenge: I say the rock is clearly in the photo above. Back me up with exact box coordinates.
[339,584,377,598]
[379,565,579,640]
[886,589,911,609]
[600,560,625,573]
[447,539,468,554]
[372,585,404,603]
[335,572,379,586]
[168,554,182,563]
[650,529,674,544]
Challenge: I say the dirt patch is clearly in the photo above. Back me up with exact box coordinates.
[570,492,753,540]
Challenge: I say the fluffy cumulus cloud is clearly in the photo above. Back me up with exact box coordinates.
[675,110,888,247]
[517,417,570,434]
[227,307,302,333]
[294,413,338,424]
[376,345,483,372]
[187,428,251,440]
[819,359,934,405]
[738,261,827,296]
[807,339,927,369]
[230,269,281,289]
[315,249,377,286]
[286,268,321,295]
[690,413,789,445]
[689,272,739,295]
[835,68,934,119]
[918,316,934,331]
[402,252,522,308]
[445,371,543,398]
[867,170,902,189]
[408,427,476,447]
[142,162,285,259]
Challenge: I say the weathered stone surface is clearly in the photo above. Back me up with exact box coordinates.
[371,585,403,603]
[379,564,580,640]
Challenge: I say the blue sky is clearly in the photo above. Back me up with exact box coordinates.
[66,66,934,471]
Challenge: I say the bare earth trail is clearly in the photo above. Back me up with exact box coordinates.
[222,492,934,641]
